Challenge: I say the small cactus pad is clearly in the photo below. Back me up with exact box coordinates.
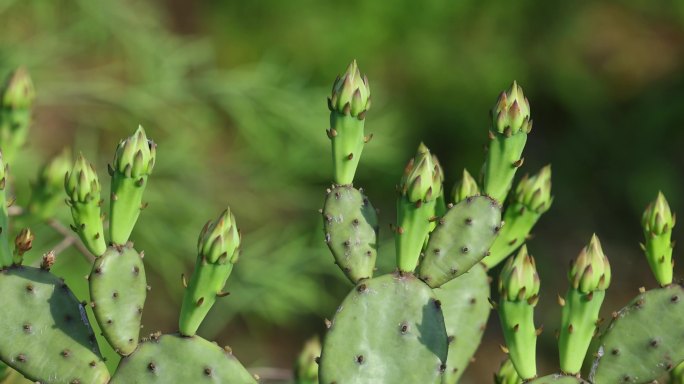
[89,245,147,356]
[319,273,447,384]
[590,284,684,383]
[0,266,109,383]
[527,374,589,384]
[322,185,378,283]
[435,263,490,383]
[418,196,501,288]
[111,333,256,383]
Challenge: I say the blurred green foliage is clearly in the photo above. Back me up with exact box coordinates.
[1,0,684,381]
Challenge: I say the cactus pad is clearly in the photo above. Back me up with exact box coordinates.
[590,284,684,383]
[418,196,501,288]
[0,266,109,383]
[528,374,589,383]
[319,273,447,384]
[435,263,490,383]
[111,333,256,383]
[89,245,147,356]
[322,185,378,283]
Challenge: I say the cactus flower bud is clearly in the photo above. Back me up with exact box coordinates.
[197,208,241,264]
[492,81,531,135]
[65,154,101,203]
[180,208,241,336]
[451,168,480,204]
[0,152,10,267]
[396,143,444,273]
[399,143,443,204]
[13,228,33,264]
[569,234,611,293]
[559,234,611,374]
[65,154,106,257]
[109,125,156,245]
[112,125,156,178]
[29,148,72,219]
[327,61,371,185]
[494,358,522,384]
[642,192,674,236]
[0,68,35,165]
[514,165,553,214]
[294,336,321,384]
[330,60,370,117]
[499,245,540,302]
[1,67,35,110]
[641,192,675,285]
[483,82,532,203]
[498,245,540,379]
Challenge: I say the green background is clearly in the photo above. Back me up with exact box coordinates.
[2,0,684,382]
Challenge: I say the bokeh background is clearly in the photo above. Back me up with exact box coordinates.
[2,0,684,382]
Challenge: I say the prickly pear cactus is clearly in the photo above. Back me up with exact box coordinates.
[111,334,255,383]
[319,273,448,384]
[436,263,490,383]
[418,196,501,288]
[322,185,378,283]
[0,266,109,383]
[89,245,147,356]
[590,284,684,383]
[527,374,589,384]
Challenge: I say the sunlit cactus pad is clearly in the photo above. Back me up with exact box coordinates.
[436,263,490,383]
[89,245,147,356]
[319,273,447,384]
[418,196,501,288]
[590,284,684,383]
[0,266,109,384]
[111,333,256,383]
[322,185,378,283]
[528,374,589,383]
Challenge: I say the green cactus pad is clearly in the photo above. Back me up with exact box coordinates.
[527,374,589,383]
[590,284,684,383]
[418,196,501,288]
[319,273,447,384]
[435,263,490,383]
[89,245,146,356]
[0,266,109,383]
[111,333,256,383]
[322,185,378,283]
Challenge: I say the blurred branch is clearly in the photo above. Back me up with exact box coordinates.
[46,218,95,262]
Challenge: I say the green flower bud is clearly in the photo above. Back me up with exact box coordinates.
[399,143,443,203]
[65,154,101,203]
[569,234,611,293]
[330,60,370,117]
[294,336,321,384]
[499,245,540,303]
[494,358,522,384]
[1,67,35,110]
[113,125,156,178]
[492,81,531,134]
[642,192,674,236]
[451,168,479,204]
[198,208,241,264]
[28,148,72,219]
[514,165,553,214]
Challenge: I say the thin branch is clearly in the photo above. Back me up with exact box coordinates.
[46,218,95,263]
